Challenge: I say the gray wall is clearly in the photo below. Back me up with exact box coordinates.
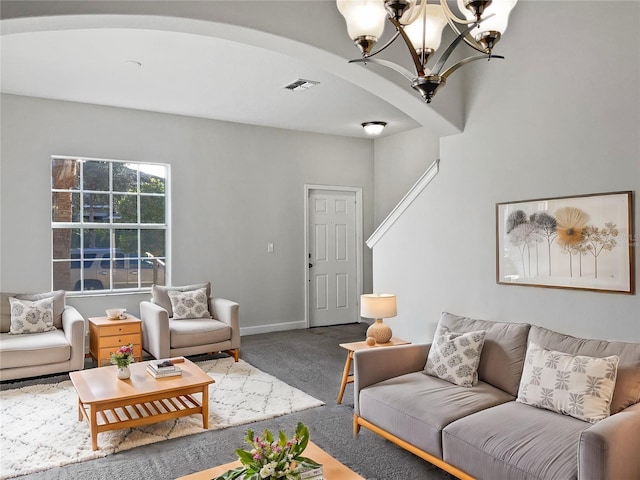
[0,94,374,332]
[372,1,640,343]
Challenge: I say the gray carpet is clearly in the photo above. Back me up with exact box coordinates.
[2,324,455,480]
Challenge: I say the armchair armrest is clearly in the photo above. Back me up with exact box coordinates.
[140,300,170,360]
[209,297,240,349]
[353,343,430,413]
[62,305,85,371]
[578,402,640,480]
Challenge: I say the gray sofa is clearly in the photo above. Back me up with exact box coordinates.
[0,291,85,381]
[353,312,640,480]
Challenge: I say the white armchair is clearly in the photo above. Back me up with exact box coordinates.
[140,283,240,361]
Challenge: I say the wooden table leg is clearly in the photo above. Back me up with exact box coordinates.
[77,399,83,421]
[89,406,98,451]
[201,384,209,429]
[337,351,354,404]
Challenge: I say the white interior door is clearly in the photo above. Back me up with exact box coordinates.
[308,189,358,327]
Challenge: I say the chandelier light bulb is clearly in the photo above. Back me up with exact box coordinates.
[404,4,448,54]
[457,0,517,35]
[337,0,387,54]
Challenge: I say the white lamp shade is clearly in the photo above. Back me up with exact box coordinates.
[457,0,518,35]
[362,121,386,135]
[404,4,448,52]
[361,294,397,319]
[337,0,387,40]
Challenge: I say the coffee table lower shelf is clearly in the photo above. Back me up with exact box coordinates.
[78,387,209,450]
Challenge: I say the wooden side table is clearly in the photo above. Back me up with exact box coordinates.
[337,337,411,404]
[88,315,143,366]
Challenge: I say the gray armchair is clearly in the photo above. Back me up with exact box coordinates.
[0,290,85,381]
[140,283,240,361]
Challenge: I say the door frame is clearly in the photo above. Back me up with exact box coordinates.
[304,184,364,328]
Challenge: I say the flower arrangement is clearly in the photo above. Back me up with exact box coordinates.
[110,343,135,368]
[213,422,321,480]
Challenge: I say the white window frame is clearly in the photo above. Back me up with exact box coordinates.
[51,155,171,294]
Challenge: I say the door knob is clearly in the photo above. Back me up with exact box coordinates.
[309,263,313,268]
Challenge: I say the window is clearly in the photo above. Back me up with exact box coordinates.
[51,156,169,293]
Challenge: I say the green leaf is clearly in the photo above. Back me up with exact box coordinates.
[236,448,255,466]
[211,466,245,480]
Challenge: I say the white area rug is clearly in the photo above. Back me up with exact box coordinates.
[0,358,324,479]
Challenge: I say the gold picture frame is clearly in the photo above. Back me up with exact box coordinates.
[496,191,634,294]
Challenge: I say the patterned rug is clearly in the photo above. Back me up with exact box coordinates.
[0,358,324,479]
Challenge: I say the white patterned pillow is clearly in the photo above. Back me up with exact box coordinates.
[8,297,57,334]
[424,325,486,387]
[516,342,619,423]
[167,287,211,320]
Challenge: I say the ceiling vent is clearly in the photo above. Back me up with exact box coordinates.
[282,79,320,92]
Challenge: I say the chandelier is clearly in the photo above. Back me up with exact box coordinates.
[337,0,517,103]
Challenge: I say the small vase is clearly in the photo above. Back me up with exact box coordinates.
[117,365,131,379]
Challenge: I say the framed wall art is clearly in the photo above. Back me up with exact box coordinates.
[496,191,634,294]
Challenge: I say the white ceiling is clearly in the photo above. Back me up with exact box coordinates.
[0,27,421,138]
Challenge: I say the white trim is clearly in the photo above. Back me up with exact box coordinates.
[304,184,364,329]
[366,159,439,249]
[240,320,307,336]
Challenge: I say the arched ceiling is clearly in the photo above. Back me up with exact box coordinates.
[0,1,464,138]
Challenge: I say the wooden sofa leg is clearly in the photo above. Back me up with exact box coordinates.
[224,349,239,362]
[353,414,361,437]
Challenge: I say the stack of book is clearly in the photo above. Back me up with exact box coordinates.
[146,359,182,378]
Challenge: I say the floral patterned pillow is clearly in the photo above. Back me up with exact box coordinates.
[8,297,57,334]
[167,287,211,320]
[516,342,619,423]
[424,325,486,387]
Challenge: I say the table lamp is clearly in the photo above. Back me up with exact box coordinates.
[360,294,397,344]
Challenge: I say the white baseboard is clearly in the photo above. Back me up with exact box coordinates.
[240,320,307,336]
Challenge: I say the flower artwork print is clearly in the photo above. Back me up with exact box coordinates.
[496,191,633,293]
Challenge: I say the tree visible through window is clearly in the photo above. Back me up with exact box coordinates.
[51,156,169,293]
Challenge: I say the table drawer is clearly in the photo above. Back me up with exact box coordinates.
[99,344,142,363]
[100,333,141,349]
[100,323,140,337]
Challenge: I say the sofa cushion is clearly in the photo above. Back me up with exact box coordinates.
[438,312,531,396]
[15,290,65,329]
[8,297,57,335]
[517,342,619,423]
[424,326,486,387]
[1,291,65,332]
[169,318,231,349]
[167,288,211,320]
[443,401,590,480]
[358,371,514,459]
[0,330,71,368]
[152,283,211,318]
[528,325,640,414]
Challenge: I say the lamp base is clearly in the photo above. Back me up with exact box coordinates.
[366,319,392,344]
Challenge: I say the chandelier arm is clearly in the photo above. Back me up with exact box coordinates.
[431,21,480,75]
[364,31,401,59]
[445,11,498,55]
[440,0,475,25]
[348,58,416,83]
[440,54,504,80]
[388,17,426,76]
[398,0,427,27]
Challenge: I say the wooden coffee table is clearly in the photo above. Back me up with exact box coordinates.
[176,441,364,479]
[69,358,213,450]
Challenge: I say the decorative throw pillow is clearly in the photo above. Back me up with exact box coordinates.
[152,282,211,317]
[424,325,486,387]
[8,297,57,334]
[14,290,65,329]
[516,342,619,423]
[167,287,211,320]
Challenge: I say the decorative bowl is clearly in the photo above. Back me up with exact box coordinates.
[106,308,126,319]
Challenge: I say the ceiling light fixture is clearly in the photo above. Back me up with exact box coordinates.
[362,121,387,136]
[337,0,517,103]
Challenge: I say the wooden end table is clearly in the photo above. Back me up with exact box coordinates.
[69,358,213,450]
[176,441,364,480]
[337,337,411,404]
[88,315,143,366]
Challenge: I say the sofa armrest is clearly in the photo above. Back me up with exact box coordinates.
[353,343,430,413]
[140,301,170,359]
[210,297,240,349]
[62,305,85,371]
[578,402,640,480]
